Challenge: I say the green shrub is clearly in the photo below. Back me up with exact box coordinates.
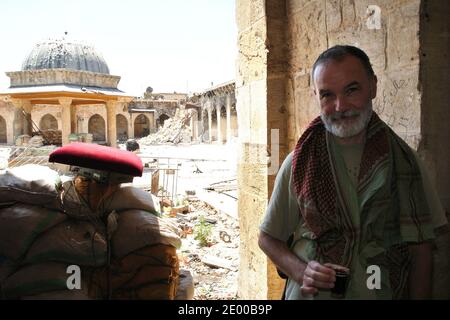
[194,216,213,247]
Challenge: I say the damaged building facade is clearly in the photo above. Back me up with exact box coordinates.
[193,81,238,144]
[0,38,186,147]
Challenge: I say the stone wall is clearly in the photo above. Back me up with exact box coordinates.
[419,0,450,299]
[285,0,423,150]
[6,69,120,89]
[0,101,15,144]
[236,0,269,300]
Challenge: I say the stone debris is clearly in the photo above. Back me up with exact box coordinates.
[170,199,239,300]
[201,254,235,271]
[27,135,44,148]
[41,130,62,145]
[138,108,195,145]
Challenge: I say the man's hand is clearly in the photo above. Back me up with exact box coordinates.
[300,261,336,296]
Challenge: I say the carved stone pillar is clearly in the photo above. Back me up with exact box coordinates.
[226,95,232,143]
[59,98,73,145]
[106,100,117,148]
[208,108,212,143]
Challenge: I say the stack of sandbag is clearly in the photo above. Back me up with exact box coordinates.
[72,185,181,300]
[0,165,182,300]
[0,165,91,299]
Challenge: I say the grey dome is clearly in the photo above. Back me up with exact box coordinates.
[22,38,110,74]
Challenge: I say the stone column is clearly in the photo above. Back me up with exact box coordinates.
[106,100,117,148]
[128,113,134,139]
[59,98,73,145]
[71,104,77,134]
[6,118,14,145]
[226,95,232,143]
[216,106,222,144]
[10,99,32,137]
[208,108,212,143]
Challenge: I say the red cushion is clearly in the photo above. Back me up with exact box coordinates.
[49,143,143,177]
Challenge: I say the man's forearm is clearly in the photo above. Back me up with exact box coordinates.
[408,242,433,299]
[258,231,307,284]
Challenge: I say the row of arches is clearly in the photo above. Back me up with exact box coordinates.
[0,113,169,144]
[201,104,238,143]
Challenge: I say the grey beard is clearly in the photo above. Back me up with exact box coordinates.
[321,103,373,138]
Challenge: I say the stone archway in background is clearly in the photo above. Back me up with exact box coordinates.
[88,114,106,142]
[116,114,128,142]
[211,107,218,141]
[0,116,6,143]
[220,106,227,143]
[134,114,150,138]
[39,113,58,130]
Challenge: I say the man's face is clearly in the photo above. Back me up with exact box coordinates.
[313,55,377,139]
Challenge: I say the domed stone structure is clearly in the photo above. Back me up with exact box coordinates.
[22,38,110,74]
[0,37,134,147]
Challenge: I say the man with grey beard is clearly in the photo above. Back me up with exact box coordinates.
[258,45,447,300]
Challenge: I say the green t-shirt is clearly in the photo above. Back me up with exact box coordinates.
[260,136,447,300]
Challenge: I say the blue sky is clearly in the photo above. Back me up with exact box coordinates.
[0,0,237,96]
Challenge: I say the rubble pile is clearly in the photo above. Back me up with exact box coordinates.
[166,198,240,300]
[139,108,194,145]
[7,146,56,167]
[41,130,62,145]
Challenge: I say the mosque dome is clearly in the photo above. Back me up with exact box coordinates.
[21,38,110,74]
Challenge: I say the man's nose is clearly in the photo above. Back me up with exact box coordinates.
[335,95,350,113]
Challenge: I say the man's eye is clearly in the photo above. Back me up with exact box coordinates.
[346,87,358,95]
[321,93,331,99]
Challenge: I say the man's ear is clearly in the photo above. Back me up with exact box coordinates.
[370,75,378,99]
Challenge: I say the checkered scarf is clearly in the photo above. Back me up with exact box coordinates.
[291,112,432,298]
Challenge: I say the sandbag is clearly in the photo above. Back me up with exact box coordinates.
[112,282,178,300]
[113,244,179,289]
[88,245,179,299]
[60,182,160,220]
[24,219,107,267]
[0,164,60,207]
[112,209,182,258]
[105,186,160,215]
[118,244,179,272]
[21,288,91,300]
[0,204,66,261]
[175,269,194,300]
[0,257,16,283]
[2,262,84,299]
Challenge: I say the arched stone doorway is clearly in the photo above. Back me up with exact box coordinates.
[88,114,106,142]
[116,114,128,141]
[220,106,227,143]
[39,114,58,130]
[0,116,6,143]
[134,114,150,138]
[211,108,218,141]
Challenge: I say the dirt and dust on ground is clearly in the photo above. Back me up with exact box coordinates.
[129,142,240,300]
